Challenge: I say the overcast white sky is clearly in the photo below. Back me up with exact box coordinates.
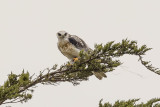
[0,0,160,107]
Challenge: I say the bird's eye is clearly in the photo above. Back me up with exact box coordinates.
[58,33,61,36]
[64,33,67,36]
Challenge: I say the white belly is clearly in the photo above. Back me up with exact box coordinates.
[58,42,80,60]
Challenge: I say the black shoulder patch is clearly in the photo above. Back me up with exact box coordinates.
[68,37,77,46]
[68,37,83,49]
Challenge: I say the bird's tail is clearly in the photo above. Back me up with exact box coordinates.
[92,71,107,80]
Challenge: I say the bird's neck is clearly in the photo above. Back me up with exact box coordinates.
[58,38,69,46]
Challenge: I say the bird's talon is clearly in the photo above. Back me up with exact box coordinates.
[73,58,79,62]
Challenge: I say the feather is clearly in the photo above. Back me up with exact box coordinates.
[68,35,88,50]
[57,31,107,80]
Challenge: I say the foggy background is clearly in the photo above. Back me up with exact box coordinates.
[0,0,160,107]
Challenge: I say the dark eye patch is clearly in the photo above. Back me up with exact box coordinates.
[58,33,61,36]
[64,33,67,36]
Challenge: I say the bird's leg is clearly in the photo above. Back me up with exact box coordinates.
[73,57,79,62]
[66,57,79,67]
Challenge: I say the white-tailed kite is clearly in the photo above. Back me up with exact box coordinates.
[57,31,106,80]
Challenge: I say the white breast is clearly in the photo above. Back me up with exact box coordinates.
[58,39,80,60]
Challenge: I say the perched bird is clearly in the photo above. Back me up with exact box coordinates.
[56,31,106,80]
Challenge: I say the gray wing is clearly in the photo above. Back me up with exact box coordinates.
[68,35,90,51]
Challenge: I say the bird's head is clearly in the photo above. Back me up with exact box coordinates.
[57,31,69,40]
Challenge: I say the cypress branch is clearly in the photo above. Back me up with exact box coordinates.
[0,39,159,105]
[99,98,160,107]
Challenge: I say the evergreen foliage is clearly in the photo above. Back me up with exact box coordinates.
[0,71,32,104]
[99,98,160,107]
[0,39,159,106]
